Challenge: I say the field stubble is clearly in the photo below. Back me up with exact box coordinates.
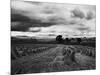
[11,44,96,74]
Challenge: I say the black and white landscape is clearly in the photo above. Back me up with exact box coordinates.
[11,0,96,75]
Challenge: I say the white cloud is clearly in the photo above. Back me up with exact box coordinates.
[28,27,41,32]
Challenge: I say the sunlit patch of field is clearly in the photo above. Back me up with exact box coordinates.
[11,44,96,74]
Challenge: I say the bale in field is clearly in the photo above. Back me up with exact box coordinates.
[63,48,76,65]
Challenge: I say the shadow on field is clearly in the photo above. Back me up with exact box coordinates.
[11,39,96,47]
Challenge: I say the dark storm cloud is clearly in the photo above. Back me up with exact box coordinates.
[11,1,68,29]
[11,14,31,22]
[77,27,90,31]
[11,13,56,31]
[71,8,95,20]
[86,11,95,20]
[11,21,55,31]
[11,1,58,31]
[26,1,42,5]
[43,16,67,24]
[71,8,85,19]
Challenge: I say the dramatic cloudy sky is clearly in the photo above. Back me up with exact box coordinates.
[11,0,96,38]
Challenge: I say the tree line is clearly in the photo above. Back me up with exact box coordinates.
[56,35,82,44]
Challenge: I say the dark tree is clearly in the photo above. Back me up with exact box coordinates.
[71,38,74,41]
[77,38,82,44]
[65,38,70,43]
[56,35,64,43]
